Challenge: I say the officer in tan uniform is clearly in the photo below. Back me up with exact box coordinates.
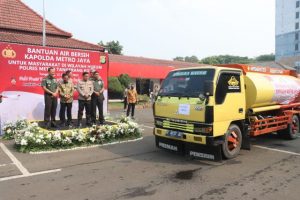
[59,73,74,127]
[76,72,94,127]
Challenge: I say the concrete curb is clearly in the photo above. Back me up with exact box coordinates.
[28,137,144,155]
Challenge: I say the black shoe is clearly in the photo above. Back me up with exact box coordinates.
[51,122,58,128]
[99,121,105,125]
[45,122,51,129]
[86,123,92,127]
[67,121,73,128]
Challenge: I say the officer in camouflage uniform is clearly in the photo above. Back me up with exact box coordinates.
[77,72,94,127]
[91,71,105,125]
[59,73,74,127]
[41,67,58,128]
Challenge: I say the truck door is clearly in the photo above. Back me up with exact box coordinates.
[213,71,246,136]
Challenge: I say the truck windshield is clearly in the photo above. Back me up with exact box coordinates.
[159,69,215,97]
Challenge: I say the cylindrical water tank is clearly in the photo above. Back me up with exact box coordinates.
[245,72,300,109]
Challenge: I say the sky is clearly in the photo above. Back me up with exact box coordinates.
[23,0,275,60]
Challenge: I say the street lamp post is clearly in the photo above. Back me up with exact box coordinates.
[42,0,46,46]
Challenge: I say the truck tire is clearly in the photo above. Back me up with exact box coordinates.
[222,124,242,159]
[278,115,300,140]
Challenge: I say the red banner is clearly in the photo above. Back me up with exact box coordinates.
[0,42,108,125]
[0,42,108,94]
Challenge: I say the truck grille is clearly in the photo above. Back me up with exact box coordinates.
[162,120,194,132]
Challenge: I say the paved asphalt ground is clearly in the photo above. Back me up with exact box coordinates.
[1,108,300,200]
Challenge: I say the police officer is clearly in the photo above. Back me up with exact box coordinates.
[77,72,94,127]
[59,73,74,127]
[41,67,58,128]
[91,71,105,125]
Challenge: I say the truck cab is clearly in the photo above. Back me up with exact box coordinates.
[153,66,248,161]
[153,65,300,161]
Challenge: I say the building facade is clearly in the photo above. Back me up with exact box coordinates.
[276,0,300,72]
[276,0,300,59]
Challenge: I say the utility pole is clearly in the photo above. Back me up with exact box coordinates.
[42,0,46,46]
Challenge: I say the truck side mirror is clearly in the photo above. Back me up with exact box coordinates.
[204,81,214,96]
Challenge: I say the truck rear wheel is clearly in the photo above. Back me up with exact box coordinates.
[222,124,242,159]
[278,115,299,140]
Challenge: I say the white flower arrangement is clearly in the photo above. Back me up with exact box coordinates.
[3,117,142,153]
[89,136,96,143]
[53,131,62,141]
[24,131,33,138]
[20,138,28,146]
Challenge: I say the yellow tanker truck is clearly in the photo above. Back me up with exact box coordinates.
[153,64,300,161]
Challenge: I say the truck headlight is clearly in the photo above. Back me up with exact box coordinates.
[194,127,213,134]
[155,120,163,126]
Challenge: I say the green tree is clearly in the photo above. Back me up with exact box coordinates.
[108,77,124,99]
[255,54,275,62]
[173,55,199,63]
[118,74,132,88]
[200,55,253,64]
[200,56,220,65]
[173,56,184,61]
[98,40,123,55]
[185,55,199,63]
[175,53,275,65]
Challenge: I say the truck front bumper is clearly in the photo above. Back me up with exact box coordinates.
[154,127,224,161]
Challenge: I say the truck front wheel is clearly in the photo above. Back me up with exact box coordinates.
[278,115,300,140]
[222,124,242,159]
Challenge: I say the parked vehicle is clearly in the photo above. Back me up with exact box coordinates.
[153,64,300,161]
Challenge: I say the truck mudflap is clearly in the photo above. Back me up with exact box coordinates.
[155,136,223,162]
[155,136,185,155]
[186,142,222,162]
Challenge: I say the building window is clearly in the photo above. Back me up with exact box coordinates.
[297,1,300,8]
[296,44,299,51]
[296,33,299,40]
[296,63,300,73]
[296,66,300,73]
[297,12,300,19]
[296,22,299,30]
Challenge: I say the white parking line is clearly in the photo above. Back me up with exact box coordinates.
[0,143,61,182]
[0,143,30,175]
[0,169,61,182]
[0,163,14,167]
[253,145,300,156]
[141,125,154,129]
